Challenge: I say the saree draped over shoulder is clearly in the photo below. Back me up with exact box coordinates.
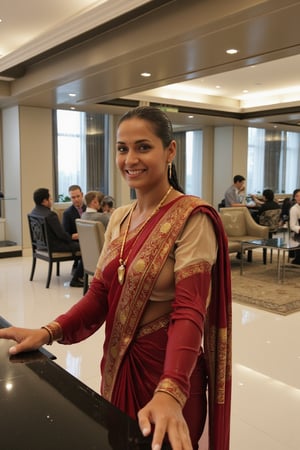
[55,195,232,450]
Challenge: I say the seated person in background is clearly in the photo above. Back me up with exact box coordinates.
[81,191,110,229]
[289,188,300,265]
[101,195,115,216]
[62,185,86,240]
[62,185,86,286]
[30,188,83,287]
[251,189,281,223]
[224,175,246,207]
[280,190,298,226]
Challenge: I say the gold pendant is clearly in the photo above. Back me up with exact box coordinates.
[117,264,126,285]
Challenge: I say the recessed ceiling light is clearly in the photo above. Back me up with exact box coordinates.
[69,93,76,97]
[243,90,249,93]
[215,85,221,89]
[188,115,194,119]
[140,72,151,77]
[70,106,76,110]
[226,48,238,55]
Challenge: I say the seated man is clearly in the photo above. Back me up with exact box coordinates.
[81,191,110,229]
[30,188,83,287]
[62,185,86,284]
[224,175,247,207]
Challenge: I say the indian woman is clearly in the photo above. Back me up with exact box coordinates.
[0,106,232,450]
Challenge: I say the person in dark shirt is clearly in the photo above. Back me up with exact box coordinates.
[62,185,86,239]
[62,185,86,286]
[30,188,83,287]
[251,189,280,223]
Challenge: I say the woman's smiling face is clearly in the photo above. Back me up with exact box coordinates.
[116,117,174,191]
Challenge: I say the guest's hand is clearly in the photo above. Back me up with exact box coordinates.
[72,233,79,240]
[0,327,49,355]
[138,392,192,450]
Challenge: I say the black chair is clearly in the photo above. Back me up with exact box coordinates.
[218,198,226,211]
[27,214,81,288]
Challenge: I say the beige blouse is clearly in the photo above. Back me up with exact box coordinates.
[97,203,217,302]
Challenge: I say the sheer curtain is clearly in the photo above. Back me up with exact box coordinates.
[285,132,300,193]
[264,129,283,192]
[54,110,86,199]
[54,110,109,200]
[247,127,300,196]
[247,128,265,194]
[185,130,202,196]
[85,113,106,193]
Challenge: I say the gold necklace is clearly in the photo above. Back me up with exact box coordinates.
[117,185,173,285]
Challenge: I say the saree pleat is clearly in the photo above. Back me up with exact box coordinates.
[111,322,208,450]
[111,325,169,417]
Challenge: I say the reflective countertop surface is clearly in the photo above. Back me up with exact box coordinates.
[0,317,164,450]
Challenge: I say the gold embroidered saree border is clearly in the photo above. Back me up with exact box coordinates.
[102,196,206,401]
[135,314,169,339]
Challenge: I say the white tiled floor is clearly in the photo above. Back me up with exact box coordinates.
[0,255,299,450]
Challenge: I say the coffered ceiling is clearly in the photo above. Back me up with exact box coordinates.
[1,0,300,130]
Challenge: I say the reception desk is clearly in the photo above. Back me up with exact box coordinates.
[0,317,171,450]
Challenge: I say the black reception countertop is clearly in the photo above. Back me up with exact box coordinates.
[0,316,171,450]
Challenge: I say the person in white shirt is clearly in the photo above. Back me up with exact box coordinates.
[81,191,109,229]
[289,188,300,264]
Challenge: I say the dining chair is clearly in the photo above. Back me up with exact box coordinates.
[76,219,105,294]
[27,214,81,288]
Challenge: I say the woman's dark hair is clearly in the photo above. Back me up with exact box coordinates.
[118,106,184,193]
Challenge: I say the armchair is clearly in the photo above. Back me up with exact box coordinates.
[219,207,269,259]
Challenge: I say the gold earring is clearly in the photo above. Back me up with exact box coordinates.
[168,162,172,179]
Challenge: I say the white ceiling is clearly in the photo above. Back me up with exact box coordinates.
[0,1,152,68]
[1,0,300,129]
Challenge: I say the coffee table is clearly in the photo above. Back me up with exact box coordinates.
[240,237,300,282]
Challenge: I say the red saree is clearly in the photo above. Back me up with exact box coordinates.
[55,195,231,450]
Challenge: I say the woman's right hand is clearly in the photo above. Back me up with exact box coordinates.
[0,326,50,355]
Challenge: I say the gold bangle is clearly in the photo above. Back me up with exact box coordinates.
[41,326,53,345]
[41,321,63,345]
[154,378,187,408]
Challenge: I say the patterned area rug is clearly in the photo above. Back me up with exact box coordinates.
[230,252,300,315]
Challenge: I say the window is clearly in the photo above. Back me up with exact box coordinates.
[56,110,86,198]
[173,129,203,196]
[54,110,108,200]
[185,130,202,196]
[247,127,300,195]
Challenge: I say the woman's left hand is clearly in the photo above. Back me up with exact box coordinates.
[137,391,192,450]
